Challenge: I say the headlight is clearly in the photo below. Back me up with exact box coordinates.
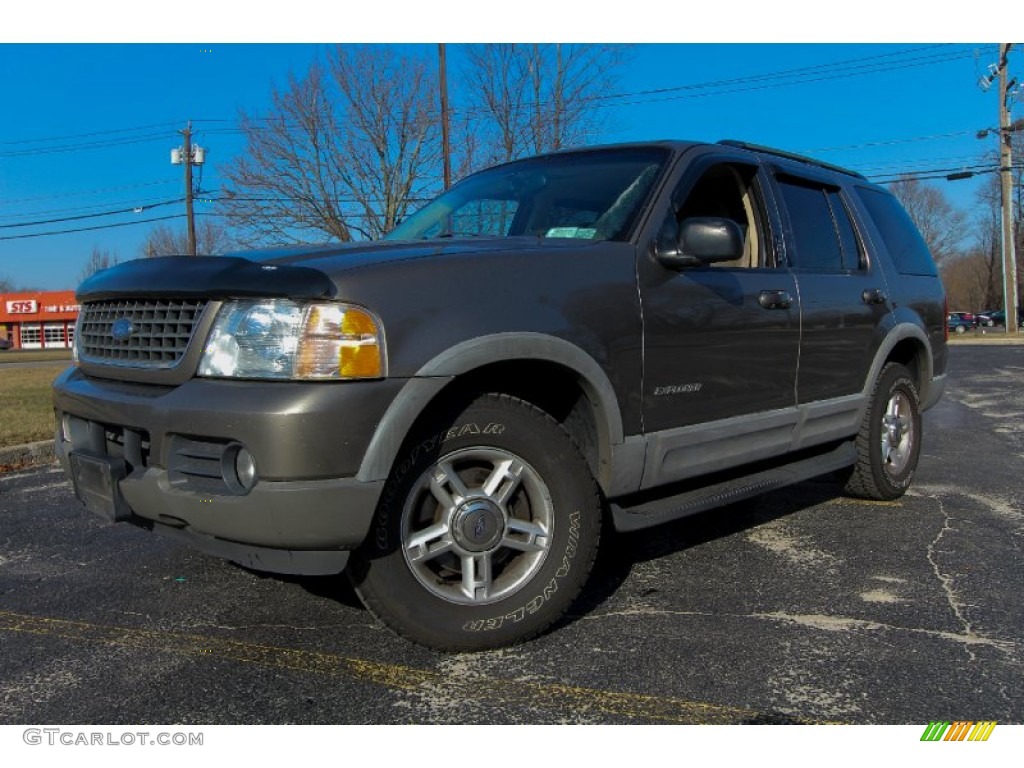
[71,313,83,366]
[198,299,385,380]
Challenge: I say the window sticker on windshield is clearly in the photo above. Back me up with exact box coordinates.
[545,227,597,239]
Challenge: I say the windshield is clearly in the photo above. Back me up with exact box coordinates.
[386,147,670,242]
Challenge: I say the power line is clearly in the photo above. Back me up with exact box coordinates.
[850,154,994,173]
[0,196,186,221]
[0,214,187,242]
[591,50,978,111]
[599,44,967,103]
[0,179,178,205]
[0,46,982,160]
[0,132,176,159]
[187,46,980,129]
[800,130,980,153]
[868,162,1022,182]
[0,121,184,147]
[0,199,184,230]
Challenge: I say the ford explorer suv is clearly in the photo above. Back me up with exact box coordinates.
[53,140,947,651]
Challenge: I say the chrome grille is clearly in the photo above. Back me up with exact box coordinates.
[79,299,209,368]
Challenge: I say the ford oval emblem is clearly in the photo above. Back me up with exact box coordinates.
[111,317,135,342]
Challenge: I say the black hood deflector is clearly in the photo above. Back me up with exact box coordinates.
[76,256,337,302]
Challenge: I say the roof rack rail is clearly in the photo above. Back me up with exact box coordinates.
[717,140,866,180]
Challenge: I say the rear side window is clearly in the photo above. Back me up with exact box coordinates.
[777,176,861,272]
[855,187,938,276]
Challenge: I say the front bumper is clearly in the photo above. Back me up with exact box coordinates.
[52,367,402,574]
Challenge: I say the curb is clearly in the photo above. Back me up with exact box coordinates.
[948,335,1024,346]
[0,440,56,472]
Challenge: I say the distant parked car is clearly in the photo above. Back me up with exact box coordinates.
[975,311,996,327]
[949,311,977,327]
[947,314,973,334]
[987,309,1024,327]
[0,338,12,351]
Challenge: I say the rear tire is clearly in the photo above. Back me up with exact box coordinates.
[349,393,601,652]
[844,363,922,501]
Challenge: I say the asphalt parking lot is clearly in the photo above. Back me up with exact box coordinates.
[1,344,1021,725]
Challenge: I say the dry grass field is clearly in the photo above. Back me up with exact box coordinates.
[0,364,65,446]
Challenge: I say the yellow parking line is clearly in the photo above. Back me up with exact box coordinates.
[829,498,903,507]
[0,609,796,724]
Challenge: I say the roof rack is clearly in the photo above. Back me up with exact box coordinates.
[717,140,866,180]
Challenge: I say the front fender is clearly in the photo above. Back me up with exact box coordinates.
[355,333,626,489]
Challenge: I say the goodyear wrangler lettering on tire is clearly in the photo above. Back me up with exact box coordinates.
[462,510,581,632]
[350,395,600,652]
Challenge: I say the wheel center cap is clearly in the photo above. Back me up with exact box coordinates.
[451,499,505,553]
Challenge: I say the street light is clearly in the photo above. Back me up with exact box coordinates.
[975,118,1024,140]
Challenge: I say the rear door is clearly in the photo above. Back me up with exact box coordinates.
[767,169,892,404]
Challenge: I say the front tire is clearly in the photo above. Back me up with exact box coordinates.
[350,393,601,651]
[844,363,922,500]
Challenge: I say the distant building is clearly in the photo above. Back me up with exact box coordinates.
[0,290,79,350]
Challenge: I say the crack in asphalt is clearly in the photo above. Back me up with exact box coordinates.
[924,495,978,661]
[579,606,1019,660]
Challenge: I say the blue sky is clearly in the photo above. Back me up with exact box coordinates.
[1,4,1020,290]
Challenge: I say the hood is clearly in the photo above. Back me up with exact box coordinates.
[240,236,590,274]
[75,237,594,301]
[76,255,337,302]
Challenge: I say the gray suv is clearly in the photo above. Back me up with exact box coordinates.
[53,140,947,651]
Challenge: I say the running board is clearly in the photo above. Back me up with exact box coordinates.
[610,441,857,533]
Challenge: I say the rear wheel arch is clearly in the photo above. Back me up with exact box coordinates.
[865,326,932,405]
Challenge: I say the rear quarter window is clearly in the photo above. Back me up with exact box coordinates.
[855,186,938,276]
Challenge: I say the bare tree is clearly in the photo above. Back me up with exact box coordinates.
[0,274,16,293]
[221,46,439,246]
[967,149,1024,310]
[78,247,119,284]
[457,44,627,173]
[888,175,968,265]
[330,47,440,235]
[941,248,998,311]
[140,220,235,257]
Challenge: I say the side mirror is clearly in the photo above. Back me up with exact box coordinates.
[654,216,745,271]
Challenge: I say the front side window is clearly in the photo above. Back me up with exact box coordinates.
[386,148,669,242]
[660,161,769,268]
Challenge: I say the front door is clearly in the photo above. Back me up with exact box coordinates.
[639,154,800,434]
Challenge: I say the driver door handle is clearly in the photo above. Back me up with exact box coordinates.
[759,290,793,310]
[862,288,887,305]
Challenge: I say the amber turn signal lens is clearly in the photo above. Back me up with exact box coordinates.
[295,305,384,379]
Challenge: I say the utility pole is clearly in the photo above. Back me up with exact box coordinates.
[998,44,1019,334]
[183,122,196,256]
[171,121,205,256]
[439,44,452,191]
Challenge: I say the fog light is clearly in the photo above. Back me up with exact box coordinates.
[235,448,257,491]
[223,444,258,494]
